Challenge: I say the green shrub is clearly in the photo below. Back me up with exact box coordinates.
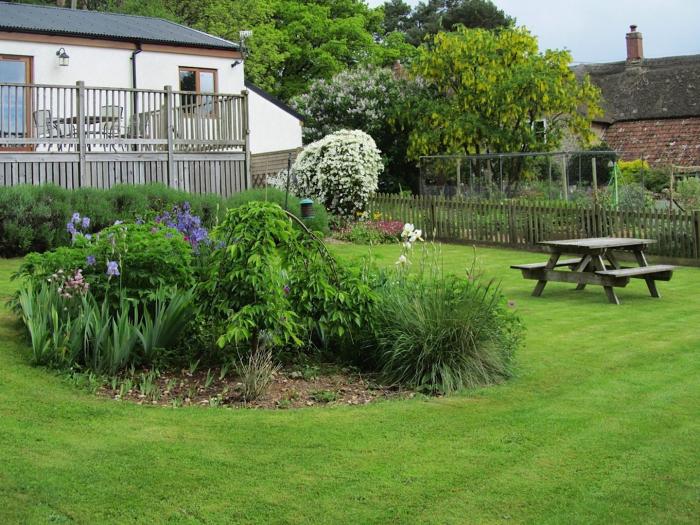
[0,184,225,257]
[676,177,700,210]
[367,272,522,394]
[0,185,71,256]
[18,222,194,305]
[205,201,373,356]
[225,187,329,234]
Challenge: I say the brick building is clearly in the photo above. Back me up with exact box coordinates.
[573,26,700,168]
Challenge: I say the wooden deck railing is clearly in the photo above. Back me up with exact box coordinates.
[0,81,247,153]
[0,82,250,196]
[368,193,700,260]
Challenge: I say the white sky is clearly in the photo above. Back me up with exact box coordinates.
[368,0,700,63]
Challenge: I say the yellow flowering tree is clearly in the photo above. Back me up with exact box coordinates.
[405,27,602,186]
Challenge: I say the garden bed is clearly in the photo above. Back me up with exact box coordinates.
[97,365,411,409]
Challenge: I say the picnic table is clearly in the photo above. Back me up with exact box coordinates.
[511,237,676,304]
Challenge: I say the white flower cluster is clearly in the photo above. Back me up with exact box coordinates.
[401,223,423,249]
[396,223,424,266]
[290,129,382,217]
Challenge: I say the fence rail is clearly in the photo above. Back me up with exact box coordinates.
[368,193,700,260]
[0,81,250,196]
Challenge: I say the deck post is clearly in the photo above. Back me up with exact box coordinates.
[164,85,175,189]
[76,81,87,187]
[242,89,252,189]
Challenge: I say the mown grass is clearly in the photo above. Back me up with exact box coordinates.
[1,244,699,524]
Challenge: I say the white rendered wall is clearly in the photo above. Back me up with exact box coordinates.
[2,37,299,154]
[247,88,302,154]
[0,39,243,91]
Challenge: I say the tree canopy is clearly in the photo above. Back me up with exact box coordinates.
[381,0,514,46]
[404,27,602,184]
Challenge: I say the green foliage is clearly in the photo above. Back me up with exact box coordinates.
[225,187,329,234]
[0,184,222,257]
[615,159,671,193]
[205,202,304,352]
[136,288,196,365]
[0,184,71,256]
[15,278,195,373]
[310,389,338,403]
[566,144,617,187]
[676,177,700,210]
[170,0,390,99]
[406,27,602,187]
[366,260,522,394]
[18,222,194,305]
[382,0,514,46]
[291,66,421,193]
[206,201,374,355]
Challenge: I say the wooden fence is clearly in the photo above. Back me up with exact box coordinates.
[368,193,700,260]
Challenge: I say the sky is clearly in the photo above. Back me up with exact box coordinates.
[368,0,700,63]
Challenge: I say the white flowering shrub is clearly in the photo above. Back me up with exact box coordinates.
[291,129,383,217]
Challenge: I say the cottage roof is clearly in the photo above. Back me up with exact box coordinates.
[573,54,700,122]
[0,2,238,51]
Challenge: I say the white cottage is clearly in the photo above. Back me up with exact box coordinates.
[0,2,302,194]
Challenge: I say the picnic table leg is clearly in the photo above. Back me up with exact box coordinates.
[531,253,560,297]
[633,249,661,298]
[573,255,592,291]
[605,251,621,269]
[594,255,620,305]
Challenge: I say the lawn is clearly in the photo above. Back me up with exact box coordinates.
[1,244,698,524]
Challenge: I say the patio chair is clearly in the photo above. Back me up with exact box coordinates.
[32,109,72,151]
[99,105,123,151]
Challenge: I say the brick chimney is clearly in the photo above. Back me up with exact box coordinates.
[626,25,644,62]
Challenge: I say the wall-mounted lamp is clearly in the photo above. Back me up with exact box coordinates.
[56,47,70,67]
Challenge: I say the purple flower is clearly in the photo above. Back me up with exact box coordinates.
[81,216,90,229]
[136,217,144,225]
[84,234,92,241]
[71,212,81,224]
[66,222,77,235]
[86,255,96,266]
[106,260,120,277]
[283,285,291,295]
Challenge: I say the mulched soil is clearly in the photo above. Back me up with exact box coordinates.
[98,366,413,409]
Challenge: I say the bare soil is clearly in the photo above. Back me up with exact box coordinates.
[98,365,413,409]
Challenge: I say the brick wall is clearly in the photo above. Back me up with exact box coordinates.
[250,148,302,187]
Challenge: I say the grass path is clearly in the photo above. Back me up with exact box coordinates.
[1,245,698,524]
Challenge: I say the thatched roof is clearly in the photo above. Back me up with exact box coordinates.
[573,54,700,122]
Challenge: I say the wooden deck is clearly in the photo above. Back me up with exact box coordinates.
[0,81,250,196]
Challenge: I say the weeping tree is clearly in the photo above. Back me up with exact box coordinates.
[404,26,603,189]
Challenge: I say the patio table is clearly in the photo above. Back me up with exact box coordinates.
[511,237,676,304]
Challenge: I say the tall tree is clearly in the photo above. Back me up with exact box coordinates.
[383,0,514,46]
[404,27,602,186]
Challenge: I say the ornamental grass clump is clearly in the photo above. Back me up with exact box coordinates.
[367,227,522,394]
[372,275,521,394]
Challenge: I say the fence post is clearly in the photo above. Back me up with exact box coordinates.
[694,210,700,259]
[76,81,87,187]
[561,154,568,201]
[591,157,598,201]
[242,89,252,190]
[164,85,175,188]
[508,201,517,245]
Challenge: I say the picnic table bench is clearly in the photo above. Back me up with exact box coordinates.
[511,237,676,304]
